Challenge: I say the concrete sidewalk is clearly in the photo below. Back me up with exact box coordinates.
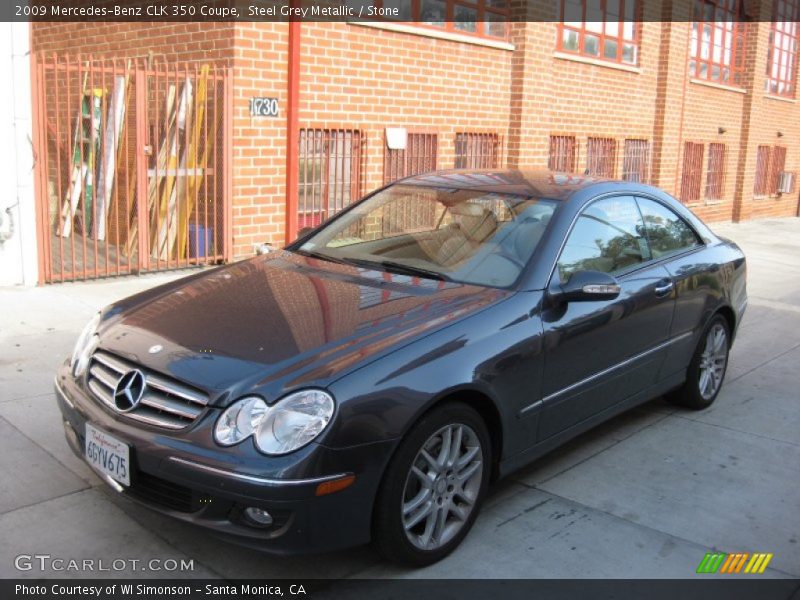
[1,218,798,579]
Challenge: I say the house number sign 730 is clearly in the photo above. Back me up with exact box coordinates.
[250,97,279,117]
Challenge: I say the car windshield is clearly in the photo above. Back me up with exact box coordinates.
[297,184,558,288]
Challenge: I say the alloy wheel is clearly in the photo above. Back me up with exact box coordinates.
[698,322,728,400]
[401,423,484,551]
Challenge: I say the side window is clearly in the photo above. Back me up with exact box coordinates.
[557,196,650,283]
[636,197,702,259]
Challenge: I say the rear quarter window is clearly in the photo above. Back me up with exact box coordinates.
[636,197,702,259]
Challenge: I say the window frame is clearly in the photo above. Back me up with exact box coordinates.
[754,145,788,196]
[550,193,705,288]
[680,142,705,203]
[689,0,747,87]
[549,134,578,172]
[622,138,651,183]
[454,131,502,169]
[556,0,641,66]
[766,0,800,98]
[384,130,439,185]
[586,136,618,178]
[297,128,364,230]
[369,0,510,41]
[705,142,727,200]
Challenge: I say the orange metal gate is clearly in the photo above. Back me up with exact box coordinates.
[31,54,232,283]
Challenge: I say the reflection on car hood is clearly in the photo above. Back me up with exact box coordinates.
[100,252,510,401]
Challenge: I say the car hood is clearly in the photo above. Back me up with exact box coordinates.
[99,252,510,404]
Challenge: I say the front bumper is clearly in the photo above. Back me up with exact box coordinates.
[55,364,396,555]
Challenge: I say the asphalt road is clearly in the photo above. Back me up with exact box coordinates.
[1,217,798,579]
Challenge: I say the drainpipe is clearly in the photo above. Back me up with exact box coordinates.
[285,12,301,246]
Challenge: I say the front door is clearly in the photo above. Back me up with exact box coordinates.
[538,195,675,440]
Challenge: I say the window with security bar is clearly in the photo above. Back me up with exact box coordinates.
[705,143,726,199]
[586,137,617,178]
[754,145,788,195]
[298,129,362,230]
[622,139,650,183]
[754,146,771,195]
[558,0,640,66]
[384,132,438,185]
[383,132,439,235]
[690,0,747,86]
[548,135,577,172]
[680,142,705,203]
[768,146,787,194]
[766,0,800,97]
[454,133,501,169]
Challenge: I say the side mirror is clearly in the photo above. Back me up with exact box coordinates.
[551,270,621,303]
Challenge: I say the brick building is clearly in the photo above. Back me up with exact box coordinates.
[28,0,800,283]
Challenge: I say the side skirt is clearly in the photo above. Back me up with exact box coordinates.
[497,370,686,479]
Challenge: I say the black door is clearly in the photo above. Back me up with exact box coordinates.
[538,195,675,440]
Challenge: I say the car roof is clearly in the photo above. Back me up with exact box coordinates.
[398,169,615,201]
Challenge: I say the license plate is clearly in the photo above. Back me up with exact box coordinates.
[85,423,130,486]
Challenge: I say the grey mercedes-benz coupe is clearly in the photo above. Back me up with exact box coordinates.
[56,170,747,565]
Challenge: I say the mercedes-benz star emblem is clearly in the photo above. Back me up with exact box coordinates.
[148,344,163,354]
[113,370,146,413]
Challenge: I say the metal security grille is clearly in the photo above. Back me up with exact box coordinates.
[298,129,363,229]
[622,139,650,183]
[454,132,501,169]
[680,142,705,202]
[586,137,617,177]
[548,135,577,172]
[705,143,726,199]
[754,146,771,195]
[32,54,231,283]
[384,132,438,185]
[768,146,788,194]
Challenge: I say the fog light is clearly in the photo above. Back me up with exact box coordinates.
[243,507,274,527]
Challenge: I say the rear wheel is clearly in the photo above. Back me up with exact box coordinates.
[373,402,491,566]
[668,314,730,410]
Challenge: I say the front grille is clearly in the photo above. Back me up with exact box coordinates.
[126,470,210,513]
[87,350,208,430]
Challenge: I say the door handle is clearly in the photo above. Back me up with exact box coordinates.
[654,279,674,297]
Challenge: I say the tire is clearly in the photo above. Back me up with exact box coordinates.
[373,402,492,566]
[667,314,731,410]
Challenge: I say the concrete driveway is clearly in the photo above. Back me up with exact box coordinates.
[1,218,798,580]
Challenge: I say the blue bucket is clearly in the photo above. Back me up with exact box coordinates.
[189,224,212,258]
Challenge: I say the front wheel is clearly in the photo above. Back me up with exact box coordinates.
[372,402,491,566]
[668,314,730,410]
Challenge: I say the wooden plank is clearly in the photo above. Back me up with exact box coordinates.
[95,74,128,240]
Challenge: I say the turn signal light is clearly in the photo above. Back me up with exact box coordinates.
[315,474,355,496]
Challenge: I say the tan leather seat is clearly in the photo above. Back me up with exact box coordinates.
[437,204,498,267]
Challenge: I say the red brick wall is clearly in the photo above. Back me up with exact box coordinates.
[31,17,800,268]
[298,22,512,200]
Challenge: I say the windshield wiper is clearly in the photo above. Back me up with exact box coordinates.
[294,249,349,265]
[372,260,451,282]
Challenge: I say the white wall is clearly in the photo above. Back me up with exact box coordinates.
[0,23,38,286]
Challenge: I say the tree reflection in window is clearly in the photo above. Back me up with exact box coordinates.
[636,197,701,258]
[557,196,649,282]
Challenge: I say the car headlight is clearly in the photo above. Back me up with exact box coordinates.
[213,396,267,446]
[70,312,101,378]
[214,390,335,455]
